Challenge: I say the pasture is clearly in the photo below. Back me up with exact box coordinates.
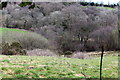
[0,52,118,79]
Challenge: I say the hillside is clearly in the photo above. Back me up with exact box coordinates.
[1,2,119,52]
[0,1,119,80]
[0,28,49,49]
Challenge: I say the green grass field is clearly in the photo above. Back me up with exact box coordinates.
[81,6,116,10]
[0,53,118,79]
[0,28,28,33]
[96,7,116,10]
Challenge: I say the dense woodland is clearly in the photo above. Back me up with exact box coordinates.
[0,2,120,55]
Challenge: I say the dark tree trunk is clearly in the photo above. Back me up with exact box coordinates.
[24,20,27,29]
[78,34,80,41]
[81,37,84,43]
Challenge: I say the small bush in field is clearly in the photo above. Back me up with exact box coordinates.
[10,42,22,49]
[64,51,73,55]
[1,42,26,55]
[1,42,11,55]
[71,52,89,59]
[64,51,73,58]
[27,49,57,57]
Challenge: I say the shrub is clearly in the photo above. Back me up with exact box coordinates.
[10,42,22,49]
[0,42,10,55]
[1,42,26,55]
[64,51,73,58]
[17,32,49,50]
[64,51,73,55]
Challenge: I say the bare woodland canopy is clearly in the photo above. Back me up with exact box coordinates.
[1,2,119,53]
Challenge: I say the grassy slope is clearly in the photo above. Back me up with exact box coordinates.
[0,28,28,33]
[96,7,116,10]
[81,6,116,10]
[0,28,48,44]
[0,28,29,43]
[0,53,118,79]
